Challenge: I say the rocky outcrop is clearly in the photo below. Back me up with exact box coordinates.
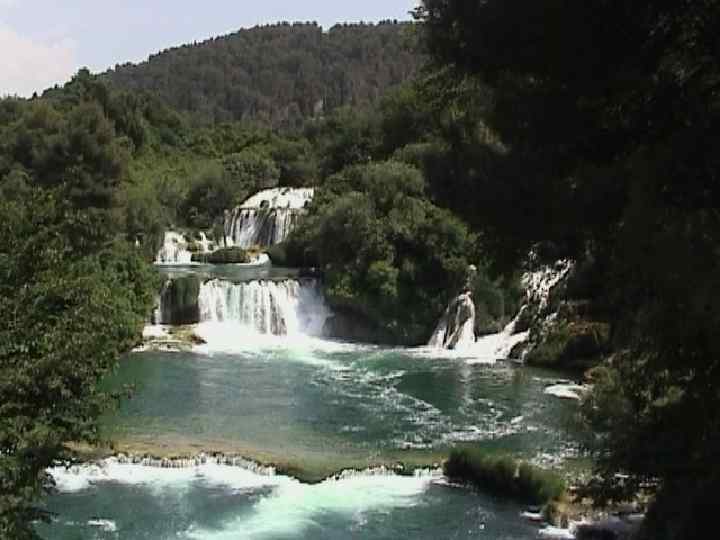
[191,247,252,264]
[428,292,477,350]
[158,276,201,325]
[509,259,612,371]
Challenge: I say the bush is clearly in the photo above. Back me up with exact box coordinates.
[444,449,565,505]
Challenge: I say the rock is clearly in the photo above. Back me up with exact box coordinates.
[428,291,476,350]
[525,321,610,369]
[159,276,201,325]
[322,310,393,344]
[191,247,251,264]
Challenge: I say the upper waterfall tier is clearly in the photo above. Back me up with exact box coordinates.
[198,278,329,336]
[224,188,315,249]
[156,231,213,265]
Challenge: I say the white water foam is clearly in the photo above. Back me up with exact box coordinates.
[50,459,282,494]
[198,279,329,337]
[193,322,376,362]
[225,188,315,249]
[155,231,215,265]
[49,459,438,540]
[185,471,436,540]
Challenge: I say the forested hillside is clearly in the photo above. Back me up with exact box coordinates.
[103,22,421,128]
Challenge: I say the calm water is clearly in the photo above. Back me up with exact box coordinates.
[40,268,581,539]
[100,340,579,471]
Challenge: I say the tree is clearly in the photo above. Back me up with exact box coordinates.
[0,191,157,539]
[416,1,720,537]
[222,148,279,192]
[289,160,482,344]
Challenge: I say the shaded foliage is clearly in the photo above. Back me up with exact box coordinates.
[417,1,720,537]
[444,449,566,505]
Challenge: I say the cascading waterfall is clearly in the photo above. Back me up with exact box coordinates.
[427,260,575,359]
[155,231,213,265]
[156,231,192,264]
[198,278,329,336]
[224,188,314,248]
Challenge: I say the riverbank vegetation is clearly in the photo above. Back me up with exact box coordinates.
[2,5,718,537]
[416,1,720,538]
[444,449,566,506]
[0,92,159,536]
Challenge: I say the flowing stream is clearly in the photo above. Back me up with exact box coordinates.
[40,264,583,540]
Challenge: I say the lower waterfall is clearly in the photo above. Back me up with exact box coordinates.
[198,279,329,336]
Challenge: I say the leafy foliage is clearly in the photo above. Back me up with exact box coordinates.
[103,22,421,129]
[417,1,720,536]
[444,449,566,505]
[288,160,482,344]
[0,192,156,539]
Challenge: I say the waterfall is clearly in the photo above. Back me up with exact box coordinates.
[156,231,192,264]
[428,292,477,350]
[198,279,329,336]
[155,231,213,265]
[427,261,575,358]
[224,188,314,248]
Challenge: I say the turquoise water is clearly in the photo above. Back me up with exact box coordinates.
[100,343,579,470]
[40,337,581,539]
[41,261,581,539]
[40,466,539,539]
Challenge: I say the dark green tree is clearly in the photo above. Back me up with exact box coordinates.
[416,1,720,537]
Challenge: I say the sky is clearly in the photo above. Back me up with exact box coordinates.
[0,0,418,97]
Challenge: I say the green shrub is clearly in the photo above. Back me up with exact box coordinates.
[444,449,565,505]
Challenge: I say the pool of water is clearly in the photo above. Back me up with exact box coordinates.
[41,324,581,539]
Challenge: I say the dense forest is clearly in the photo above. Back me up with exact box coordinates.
[2,2,719,539]
[103,22,421,128]
[415,1,720,539]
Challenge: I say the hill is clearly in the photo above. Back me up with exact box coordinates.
[102,21,422,128]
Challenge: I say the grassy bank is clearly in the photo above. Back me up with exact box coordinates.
[444,448,566,505]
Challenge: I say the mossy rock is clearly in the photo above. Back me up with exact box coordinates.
[525,321,610,369]
[191,247,251,264]
[159,276,200,325]
[444,449,566,505]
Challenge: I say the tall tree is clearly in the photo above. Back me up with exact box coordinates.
[0,192,157,539]
[416,2,720,538]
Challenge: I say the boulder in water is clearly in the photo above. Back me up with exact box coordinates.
[158,276,201,325]
[428,291,477,350]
